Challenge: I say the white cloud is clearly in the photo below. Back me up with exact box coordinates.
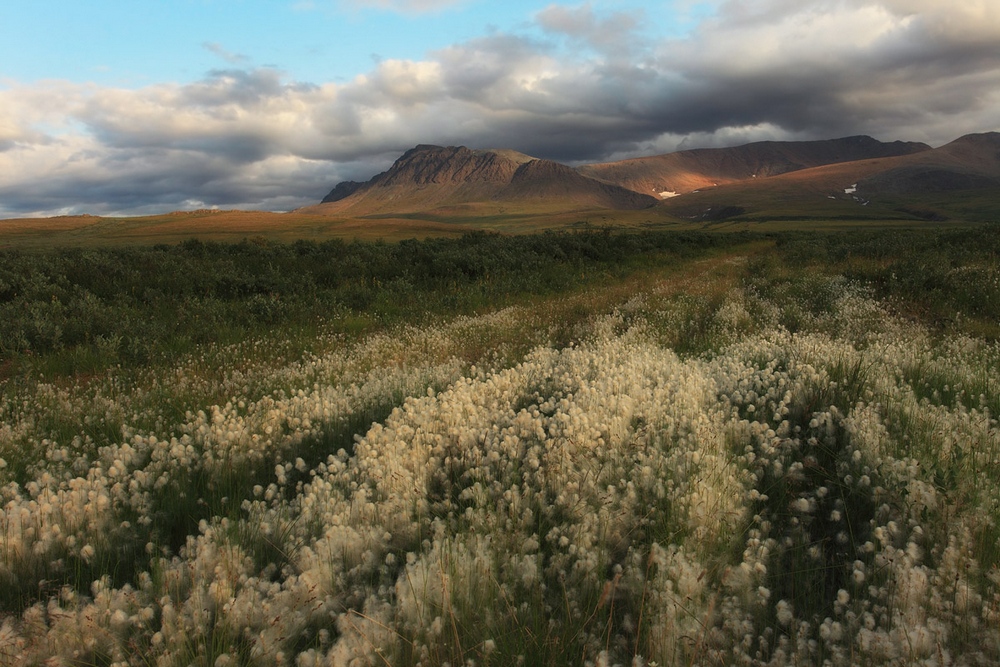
[536,3,644,57]
[203,42,251,66]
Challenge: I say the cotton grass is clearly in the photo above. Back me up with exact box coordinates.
[2,273,999,666]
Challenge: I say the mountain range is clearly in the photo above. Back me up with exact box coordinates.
[306,132,1000,225]
[3,131,997,248]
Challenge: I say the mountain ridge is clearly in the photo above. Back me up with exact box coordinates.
[654,131,1000,222]
[307,132,998,223]
[577,135,931,199]
[4,132,997,247]
[314,144,658,214]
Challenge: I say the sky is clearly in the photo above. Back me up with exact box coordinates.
[1,0,999,217]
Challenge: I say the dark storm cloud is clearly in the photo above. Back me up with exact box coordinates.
[649,0,1000,142]
[0,142,346,216]
[2,0,998,216]
[475,0,1000,158]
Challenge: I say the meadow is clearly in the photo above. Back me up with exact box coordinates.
[1,226,999,666]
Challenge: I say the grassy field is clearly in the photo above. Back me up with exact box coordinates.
[1,226,999,666]
[0,211,480,248]
[0,202,976,249]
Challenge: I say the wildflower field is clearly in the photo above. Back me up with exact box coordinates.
[2,228,999,666]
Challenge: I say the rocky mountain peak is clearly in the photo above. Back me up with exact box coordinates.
[373,145,534,187]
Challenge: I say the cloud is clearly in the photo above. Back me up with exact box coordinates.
[0,76,347,216]
[1,0,999,216]
[203,42,251,66]
[535,3,645,59]
[337,0,468,14]
[649,0,1000,142]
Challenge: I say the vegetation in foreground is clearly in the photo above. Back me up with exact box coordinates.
[0,230,744,379]
[1,226,999,666]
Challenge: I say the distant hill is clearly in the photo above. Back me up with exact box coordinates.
[856,132,1000,195]
[655,132,1000,223]
[309,136,937,219]
[578,135,931,199]
[311,145,658,215]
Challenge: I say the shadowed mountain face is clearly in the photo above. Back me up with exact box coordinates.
[857,132,1000,195]
[502,159,660,210]
[321,180,365,203]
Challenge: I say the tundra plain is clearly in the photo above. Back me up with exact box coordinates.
[1,226,999,666]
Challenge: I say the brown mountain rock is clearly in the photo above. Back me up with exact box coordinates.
[858,132,1000,194]
[500,159,658,210]
[315,145,656,215]
[307,133,995,223]
[578,136,931,199]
